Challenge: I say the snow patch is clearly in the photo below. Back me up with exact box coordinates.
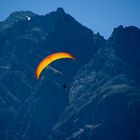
[26,16,31,21]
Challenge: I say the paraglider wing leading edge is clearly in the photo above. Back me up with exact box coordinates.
[35,52,76,80]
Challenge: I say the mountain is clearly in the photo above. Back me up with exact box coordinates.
[0,8,104,140]
[0,8,140,140]
[48,25,140,140]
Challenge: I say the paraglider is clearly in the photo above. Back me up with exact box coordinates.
[47,66,67,88]
[62,83,67,88]
[35,52,76,86]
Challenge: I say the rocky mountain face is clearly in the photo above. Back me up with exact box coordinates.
[0,8,140,140]
[0,8,104,140]
[48,25,140,140]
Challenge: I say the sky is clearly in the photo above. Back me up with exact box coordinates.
[1,0,140,39]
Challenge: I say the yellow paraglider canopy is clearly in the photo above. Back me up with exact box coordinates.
[35,52,76,79]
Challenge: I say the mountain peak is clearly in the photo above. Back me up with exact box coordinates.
[56,7,65,14]
[0,11,36,30]
[3,11,36,22]
[10,11,36,16]
[109,25,140,70]
[111,25,140,38]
